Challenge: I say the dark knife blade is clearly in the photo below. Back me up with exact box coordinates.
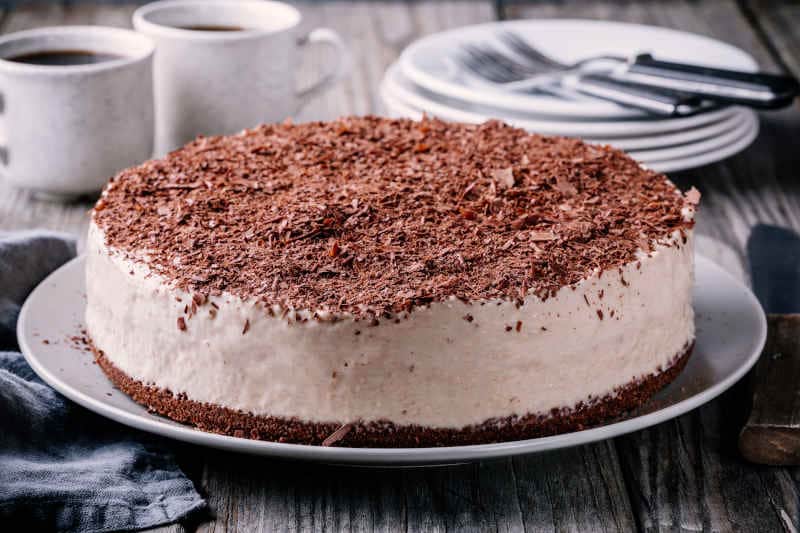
[748,224,800,313]
[739,224,800,465]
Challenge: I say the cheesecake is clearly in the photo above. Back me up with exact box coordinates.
[86,116,698,447]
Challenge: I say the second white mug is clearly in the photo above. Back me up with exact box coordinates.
[133,0,350,154]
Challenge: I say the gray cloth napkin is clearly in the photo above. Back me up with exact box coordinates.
[0,231,207,532]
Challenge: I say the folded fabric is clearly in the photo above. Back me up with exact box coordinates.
[0,231,206,532]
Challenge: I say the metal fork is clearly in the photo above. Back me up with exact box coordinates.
[494,31,799,110]
[459,45,582,101]
[498,31,622,77]
[459,42,708,116]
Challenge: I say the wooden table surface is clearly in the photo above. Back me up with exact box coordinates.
[3,1,800,531]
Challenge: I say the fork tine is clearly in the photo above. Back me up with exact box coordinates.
[459,46,502,82]
[456,43,569,96]
[458,53,506,83]
[498,32,545,64]
[465,43,540,81]
[488,49,542,78]
[498,31,565,70]
[461,44,525,82]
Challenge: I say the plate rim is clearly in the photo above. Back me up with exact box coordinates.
[630,110,756,162]
[399,18,759,119]
[646,116,760,173]
[18,254,767,465]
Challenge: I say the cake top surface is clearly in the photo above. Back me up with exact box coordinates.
[93,116,697,318]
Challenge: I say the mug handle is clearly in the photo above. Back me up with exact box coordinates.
[295,28,351,113]
[0,92,7,168]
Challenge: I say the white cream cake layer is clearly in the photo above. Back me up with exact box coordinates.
[86,222,695,429]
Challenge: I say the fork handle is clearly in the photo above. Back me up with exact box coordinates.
[562,73,711,116]
[619,53,799,109]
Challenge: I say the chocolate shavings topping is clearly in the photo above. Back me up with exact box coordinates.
[93,116,695,319]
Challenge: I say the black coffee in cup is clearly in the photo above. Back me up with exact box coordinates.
[178,25,245,31]
[6,50,123,66]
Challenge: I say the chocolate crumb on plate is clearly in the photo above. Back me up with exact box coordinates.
[321,423,354,447]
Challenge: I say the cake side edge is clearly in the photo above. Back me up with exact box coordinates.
[91,340,694,448]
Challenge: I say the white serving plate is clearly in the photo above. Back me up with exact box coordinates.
[381,70,756,159]
[19,255,765,466]
[382,62,743,139]
[399,19,758,119]
[381,75,760,173]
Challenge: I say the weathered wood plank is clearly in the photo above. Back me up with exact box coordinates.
[197,456,407,532]
[744,0,800,79]
[194,444,636,533]
[617,393,800,531]
[511,441,636,532]
[693,234,746,281]
[0,2,138,33]
[294,0,496,122]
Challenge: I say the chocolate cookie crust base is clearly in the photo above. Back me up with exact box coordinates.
[93,342,693,448]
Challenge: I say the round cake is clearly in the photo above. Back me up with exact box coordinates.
[86,116,698,447]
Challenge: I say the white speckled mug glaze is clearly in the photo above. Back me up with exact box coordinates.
[134,0,351,155]
[0,26,155,198]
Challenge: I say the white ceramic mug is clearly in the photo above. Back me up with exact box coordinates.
[0,26,155,198]
[133,0,351,155]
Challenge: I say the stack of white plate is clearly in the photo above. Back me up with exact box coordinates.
[380,20,760,173]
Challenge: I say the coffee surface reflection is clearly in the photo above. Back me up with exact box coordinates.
[6,50,123,66]
[178,25,245,31]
